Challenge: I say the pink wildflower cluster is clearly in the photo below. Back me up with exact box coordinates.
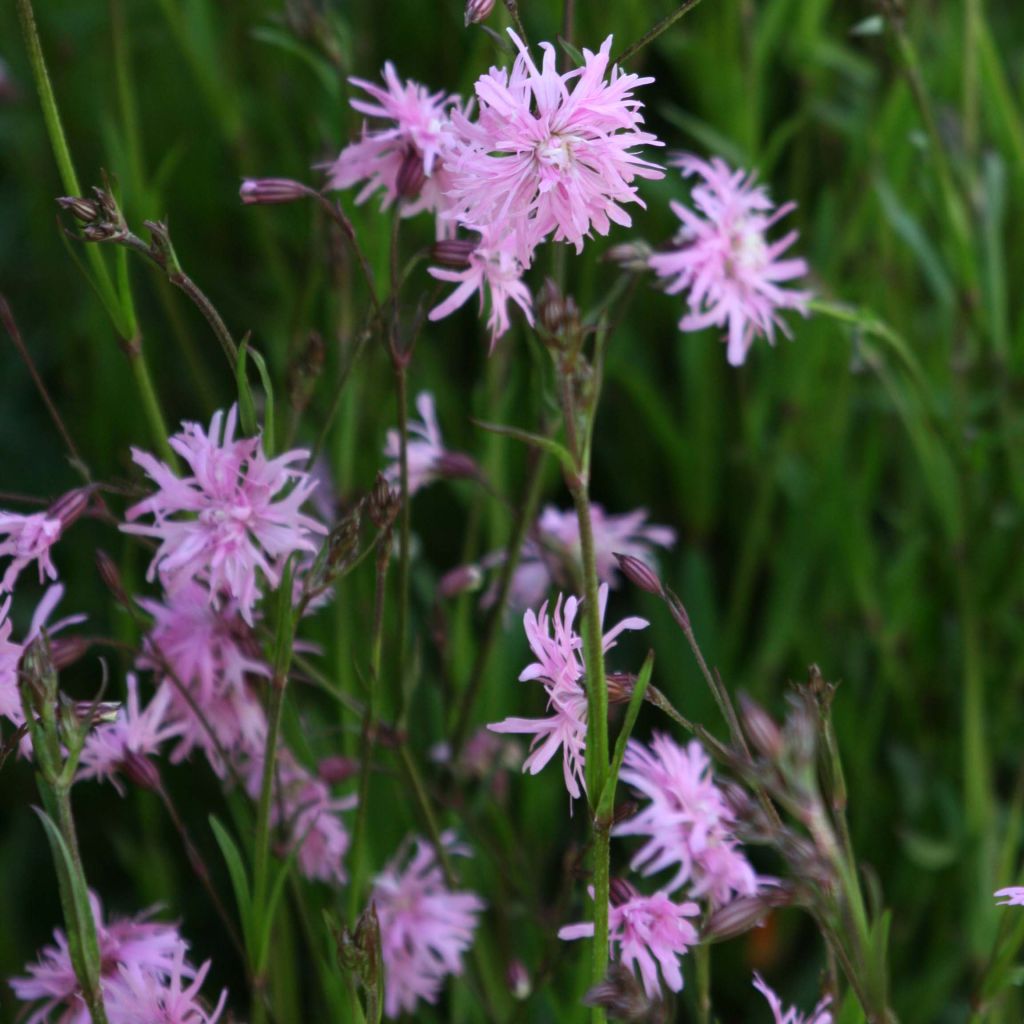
[123,405,326,626]
[0,510,61,593]
[11,893,226,1024]
[753,972,833,1024]
[995,886,1024,906]
[372,833,485,1018]
[559,883,700,998]
[327,32,662,347]
[650,155,811,366]
[488,583,646,801]
[614,732,759,905]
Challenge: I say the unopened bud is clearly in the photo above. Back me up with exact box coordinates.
[436,451,479,480]
[396,148,427,200]
[739,692,783,760]
[604,240,654,273]
[506,959,531,1000]
[123,751,161,792]
[318,755,358,784]
[606,671,635,704]
[50,636,91,671]
[19,634,58,717]
[582,963,652,1022]
[96,550,129,606]
[465,0,496,26]
[438,564,484,599]
[240,177,310,205]
[613,553,663,596]
[536,277,580,340]
[56,195,101,222]
[703,888,790,943]
[48,486,92,530]
[368,474,399,529]
[431,238,478,268]
[609,877,638,906]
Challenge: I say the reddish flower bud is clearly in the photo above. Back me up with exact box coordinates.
[739,692,784,760]
[435,451,479,480]
[239,177,310,205]
[96,550,129,606]
[48,486,92,531]
[50,636,91,671]
[613,552,663,596]
[318,755,358,784]
[604,240,654,272]
[123,752,161,792]
[56,195,102,222]
[396,147,427,199]
[438,564,484,599]
[704,891,789,943]
[465,0,496,26]
[431,238,478,268]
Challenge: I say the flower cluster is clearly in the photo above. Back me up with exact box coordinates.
[11,893,226,1024]
[372,834,485,1018]
[327,32,663,346]
[650,155,811,366]
[614,732,759,904]
[489,583,646,801]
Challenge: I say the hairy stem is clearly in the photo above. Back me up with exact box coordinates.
[614,0,707,66]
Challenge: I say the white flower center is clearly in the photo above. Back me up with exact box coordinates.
[729,220,768,273]
[536,134,574,170]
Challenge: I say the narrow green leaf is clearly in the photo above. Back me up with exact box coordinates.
[236,342,257,438]
[209,814,253,957]
[597,651,654,819]
[472,420,575,474]
[557,37,585,68]
[247,346,275,457]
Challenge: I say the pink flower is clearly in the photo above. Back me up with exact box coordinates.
[753,973,833,1024]
[0,510,61,593]
[614,733,758,904]
[383,392,449,494]
[324,62,460,230]
[558,884,700,998]
[446,32,663,262]
[123,405,327,626]
[105,945,227,1024]
[488,584,647,801]
[428,229,535,347]
[995,886,1024,906]
[245,749,355,885]
[484,504,675,612]
[11,892,185,1024]
[372,834,485,1018]
[649,155,811,366]
[78,675,183,794]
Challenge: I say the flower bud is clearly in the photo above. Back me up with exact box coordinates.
[536,277,580,341]
[703,888,791,943]
[396,147,427,199]
[436,451,479,481]
[582,964,652,1022]
[96,550,129,607]
[606,671,635,704]
[50,635,91,671]
[368,474,400,528]
[739,692,783,760]
[609,877,638,906]
[431,238,478,268]
[318,755,358,784]
[613,552,663,596]
[56,195,101,223]
[123,751,161,792]
[239,177,310,205]
[465,0,496,26]
[506,959,531,1000]
[604,240,654,273]
[438,564,484,599]
[48,486,92,531]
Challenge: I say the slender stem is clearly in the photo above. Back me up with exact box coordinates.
[449,442,548,754]
[126,336,177,466]
[347,537,391,923]
[560,0,576,70]
[502,0,528,43]
[614,0,707,66]
[695,943,712,1024]
[393,357,411,722]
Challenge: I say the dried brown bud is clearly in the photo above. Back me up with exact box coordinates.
[536,277,581,341]
[239,177,310,205]
[604,240,654,273]
[396,147,427,199]
[582,963,653,1022]
[96,550,129,606]
[438,564,484,599]
[613,553,663,596]
[56,195,101,223]
[739,692,783,760]
[367,474,400,528]
[431,238,478,268]
[506,959,531,1000]
[465,0,496,26]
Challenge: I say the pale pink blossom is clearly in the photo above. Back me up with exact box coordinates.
[484,504,675,612]
[324,61,460,229]
[558,884,700,998]
[372,833,485,1018]
[650,155,811,366]
[11,892,185,1024]
[0,510,61,593]
[753,973,833,1024]
[446,32,663,262]
[383,392,449,494]
[614,733,758,905]
[245,748,355,885]
[995,886,1024,906]
[78,675,183,794]
[106,946,227,1024]
[123,405,327,626]
[488,584,647,800]
[428,228,534,348]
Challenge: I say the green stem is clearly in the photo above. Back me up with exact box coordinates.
[614,0,708,65]
[127,339,176,466]
[695,943,711,1024]
[394,358,411,722]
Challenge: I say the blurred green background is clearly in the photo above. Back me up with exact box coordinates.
[1,0,1023,1020]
